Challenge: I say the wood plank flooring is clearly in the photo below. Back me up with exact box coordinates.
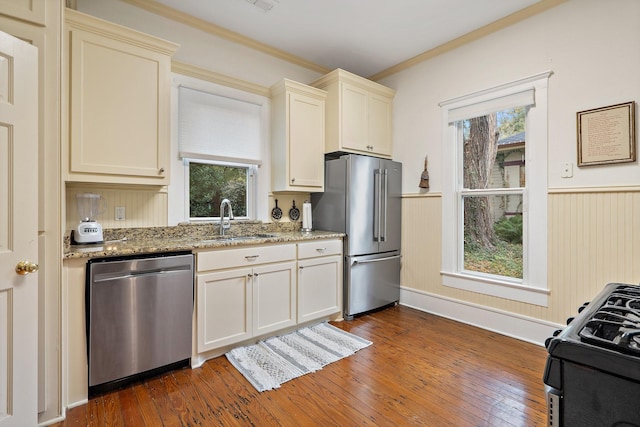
[52,305,549,426]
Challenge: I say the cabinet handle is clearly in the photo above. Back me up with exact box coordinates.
[254,273,259,277]
[299,266,304,270]
[315,248,326,253]
[245,255,259,261]
[247,273,253,278]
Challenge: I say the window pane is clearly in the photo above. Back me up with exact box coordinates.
[463,194,523,279]
[462,108,526,190]
[189,162,247,218]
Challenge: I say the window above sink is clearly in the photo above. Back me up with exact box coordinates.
[168,74,270,225]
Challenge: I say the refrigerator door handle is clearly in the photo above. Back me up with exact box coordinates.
[373,169,381,242]
[352,254,402,265]
[381,169,388,242]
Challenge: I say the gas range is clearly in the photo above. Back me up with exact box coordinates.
[543,283,640,426]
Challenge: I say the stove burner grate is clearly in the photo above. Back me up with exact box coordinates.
[579,285,640,354]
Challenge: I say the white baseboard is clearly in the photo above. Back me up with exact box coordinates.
[399,286,563,347]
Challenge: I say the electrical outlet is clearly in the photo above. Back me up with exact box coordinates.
[115,206,126,221]
[561,162,573,178]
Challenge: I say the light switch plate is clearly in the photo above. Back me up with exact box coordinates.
[115,206,126,221]
[561,162,573,178]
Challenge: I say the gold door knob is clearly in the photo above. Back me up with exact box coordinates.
[15,261,39,275]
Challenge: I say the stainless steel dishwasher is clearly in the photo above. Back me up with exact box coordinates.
[86,252,194,394]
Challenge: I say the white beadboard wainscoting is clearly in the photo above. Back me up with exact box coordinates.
[65,184,169,231]
[400,188,640,343]
[65,183,312,230]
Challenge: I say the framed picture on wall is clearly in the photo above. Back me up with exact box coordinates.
[577,101,636,166]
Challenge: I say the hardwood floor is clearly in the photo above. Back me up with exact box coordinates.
[52,306,549,426]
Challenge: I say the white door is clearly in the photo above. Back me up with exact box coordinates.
[0,31,38,426]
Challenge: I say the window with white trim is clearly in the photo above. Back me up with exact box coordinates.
[185,159,255,220]
[440,72,552,306]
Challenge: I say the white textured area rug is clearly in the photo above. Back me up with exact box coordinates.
[225,322,372,392]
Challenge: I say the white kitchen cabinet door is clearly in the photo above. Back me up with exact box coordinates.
[297,255,342,323]
[65,10,178,185]
[312,68,395,158]
[197,267,253,352]
[253,261,297,336]
[271,79,326,192]
[340,82,369,153]
[0,0,45,25]
[368,92,393,157]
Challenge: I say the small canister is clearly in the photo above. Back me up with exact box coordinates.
[302,200,313,232]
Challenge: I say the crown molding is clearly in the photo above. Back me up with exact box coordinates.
[123,0,566,82]
[65,8,179,55]
[171,61,271,98]
[122,0,331,75]
[368,0,568,81]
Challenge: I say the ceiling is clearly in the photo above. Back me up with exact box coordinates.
[152,0,543,78]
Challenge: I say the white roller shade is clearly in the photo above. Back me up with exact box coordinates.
[447,89,534,123]
[178,86,262,164]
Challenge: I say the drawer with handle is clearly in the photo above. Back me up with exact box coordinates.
[196,244,296,272]
[297,239,342,259]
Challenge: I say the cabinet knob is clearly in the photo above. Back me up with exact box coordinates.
[247,273,253,278]
[291,178,295,183]
[159,167,165,174]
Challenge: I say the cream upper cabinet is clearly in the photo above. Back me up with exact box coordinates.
[64,10,178,185]
[0,0,45,25]
[312,68,395,158]
[271,79,326,192]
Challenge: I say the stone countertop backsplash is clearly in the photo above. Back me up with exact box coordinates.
[63,221,344,260]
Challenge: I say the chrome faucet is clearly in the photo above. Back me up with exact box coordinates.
[219,198,234,235]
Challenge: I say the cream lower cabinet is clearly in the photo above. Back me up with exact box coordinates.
[253,262,297,336]
[196,244,297,353]
[297,240,343,323]
[196,267,253,352]
[195,239,343,356]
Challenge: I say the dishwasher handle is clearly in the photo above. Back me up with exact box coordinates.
[93,265,192,283]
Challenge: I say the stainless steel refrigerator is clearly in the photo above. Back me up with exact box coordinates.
[311,153,402,319]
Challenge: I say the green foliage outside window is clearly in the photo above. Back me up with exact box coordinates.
[189,162,247,218]
[494,215,523,244]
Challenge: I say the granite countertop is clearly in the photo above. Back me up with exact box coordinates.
[63,221,344,260]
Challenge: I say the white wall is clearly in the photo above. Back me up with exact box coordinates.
[380,0,640,195]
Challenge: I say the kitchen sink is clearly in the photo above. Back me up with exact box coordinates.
[226,233,278,240]
[199,233,278,244]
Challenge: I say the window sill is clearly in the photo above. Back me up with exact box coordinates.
[441,271,549,307]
